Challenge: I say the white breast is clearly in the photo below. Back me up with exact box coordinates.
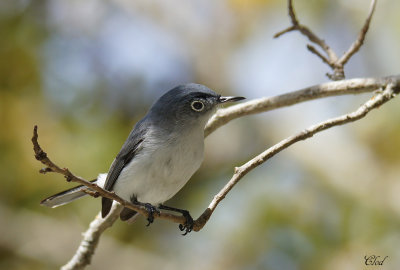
[112,126,204,205]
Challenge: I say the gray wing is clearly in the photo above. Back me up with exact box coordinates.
[101,118,149,218]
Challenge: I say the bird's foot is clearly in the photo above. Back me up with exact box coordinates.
[144,203,160,226]
[158,204,194,235]
[178,210,194,236]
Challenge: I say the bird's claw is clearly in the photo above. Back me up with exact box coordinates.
[144,203,160,227]
[178,211,194,236]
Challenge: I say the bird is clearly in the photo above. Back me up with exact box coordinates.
[40,83,245,234]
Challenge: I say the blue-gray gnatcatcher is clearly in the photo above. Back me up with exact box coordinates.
[41,83,244,233]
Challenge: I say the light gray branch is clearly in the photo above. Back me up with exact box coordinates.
[61,204,123,270]
[205,75,400,136]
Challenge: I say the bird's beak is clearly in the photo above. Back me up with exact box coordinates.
[218,96,246,103]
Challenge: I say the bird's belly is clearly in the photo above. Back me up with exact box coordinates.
[113,137,204,205]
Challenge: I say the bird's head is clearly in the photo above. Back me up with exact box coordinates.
[149,83,245,129]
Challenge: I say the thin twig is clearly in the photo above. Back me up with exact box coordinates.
[273,25,297,38]
[274,0,338,63]
[274,0,377,80]
[339,0,377,65]
[307,44,331,65]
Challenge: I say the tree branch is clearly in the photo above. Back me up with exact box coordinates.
[34,74,400,269]
[274,0,377,80]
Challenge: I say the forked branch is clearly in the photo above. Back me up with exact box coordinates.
[198,82,397,229]
[274,0,377,80]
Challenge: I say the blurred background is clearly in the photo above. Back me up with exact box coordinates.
[1,0,400,269]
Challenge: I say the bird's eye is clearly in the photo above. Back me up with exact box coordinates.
[191,100,205,112]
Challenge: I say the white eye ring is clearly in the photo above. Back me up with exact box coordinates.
[191,100,205,112]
